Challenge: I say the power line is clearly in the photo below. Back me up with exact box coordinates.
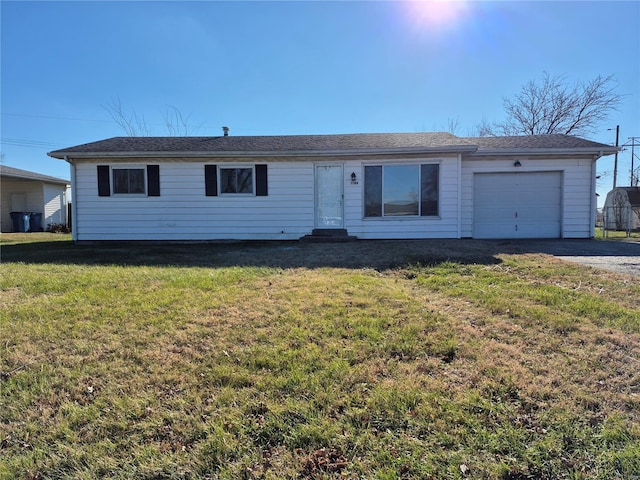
[2,111,203,130]
[2,112,113,124]
[0,138,64,149]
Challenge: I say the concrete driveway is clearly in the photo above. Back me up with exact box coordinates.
[509,239,640,277]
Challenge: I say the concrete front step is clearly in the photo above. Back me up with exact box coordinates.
[300,229,358,242]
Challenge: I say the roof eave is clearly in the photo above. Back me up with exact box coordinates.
[48,145,478,159]
[467,147,620,157]
[1,172,70,185]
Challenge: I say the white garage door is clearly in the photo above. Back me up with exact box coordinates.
[473,172,562,239]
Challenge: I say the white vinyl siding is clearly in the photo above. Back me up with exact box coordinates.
[461,157,595,239]
[70,154,596,241]
[43,184,67,228]
[73,160,314,241]
[72,156,461,241]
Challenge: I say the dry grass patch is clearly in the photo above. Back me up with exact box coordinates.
[1,239,639,479]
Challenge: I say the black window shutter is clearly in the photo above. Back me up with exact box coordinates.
[255,164,268,196]
[97,165,111,197]
[147,165,160,196]
[205,165,218,196]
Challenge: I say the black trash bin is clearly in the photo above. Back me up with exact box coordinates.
[29,213,43,232]
[10,212,31,232]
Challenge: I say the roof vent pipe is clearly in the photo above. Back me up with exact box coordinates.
[222,126,229,137]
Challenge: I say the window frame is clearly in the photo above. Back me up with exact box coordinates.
[218,165,256,196]
[363,162,440,219]
[111,165,147,196]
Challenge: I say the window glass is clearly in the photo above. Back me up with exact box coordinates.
[113,168,145,194]
[383,165,419,216]
[364,164,439,217]
[364,166,382,217]
[221,167,253,194]
[420,164,439,216]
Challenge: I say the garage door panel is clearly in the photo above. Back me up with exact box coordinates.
[518,204,559,216]
[473,172,562,239]
[475,206,515,220]
[516,222,560,238]
[475,188,514,205]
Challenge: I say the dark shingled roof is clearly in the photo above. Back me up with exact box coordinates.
[48,132,617,158]
[464,134,614,150]
[48,132,473,157]
[621,187,640,206]
[0,165,69,185]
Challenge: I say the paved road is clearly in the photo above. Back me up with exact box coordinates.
[511,239,640,277]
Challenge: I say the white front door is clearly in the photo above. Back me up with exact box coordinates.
[315,165,344,228]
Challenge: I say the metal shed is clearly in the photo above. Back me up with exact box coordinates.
[603,187,640,231]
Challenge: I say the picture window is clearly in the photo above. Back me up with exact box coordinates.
[364,164,439,217]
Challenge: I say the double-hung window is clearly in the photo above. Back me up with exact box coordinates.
[112,168,146,194]
[97,165,160,197]
[364,164,439,217]
[204,164,268,197]
[220,167,253,194]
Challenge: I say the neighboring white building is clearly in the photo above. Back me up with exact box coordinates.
[0,165,70,233]
[602,187,640,231]
[47,132,617,242]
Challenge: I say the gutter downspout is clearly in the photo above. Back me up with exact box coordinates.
[457,153,462,238]
[65,156,78,243]
[590,154,600,238]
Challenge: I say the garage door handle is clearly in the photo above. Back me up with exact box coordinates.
[515,211,518,218]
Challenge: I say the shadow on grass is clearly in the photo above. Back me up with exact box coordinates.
[1,239,506,270]
[506,238,640,257]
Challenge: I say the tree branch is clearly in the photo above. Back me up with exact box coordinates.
[478,73,621,138]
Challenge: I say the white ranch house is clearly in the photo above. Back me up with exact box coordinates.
[47,132,617,242]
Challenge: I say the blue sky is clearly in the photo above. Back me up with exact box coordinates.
[1,1,639,205]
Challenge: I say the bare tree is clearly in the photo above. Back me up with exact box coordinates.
[104,98,152,136]
[474,117,494,137]
[163,105,203,136]
[478,73,622,137]
[104,98,202,136]
[445,116,461,135]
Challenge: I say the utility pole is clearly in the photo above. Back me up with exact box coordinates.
[620,137,640,187]
[611,125,619,188]
[631,137,639,187]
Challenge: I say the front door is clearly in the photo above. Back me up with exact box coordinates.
[315,164,344,228]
